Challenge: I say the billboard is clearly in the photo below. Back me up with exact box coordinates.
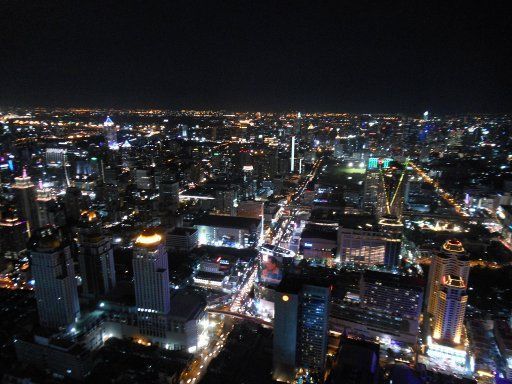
[260,252,283,285]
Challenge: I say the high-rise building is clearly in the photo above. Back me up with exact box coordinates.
[378,215,404,268]
[12,168,39,234]
[432,275,468,345]
[273,278,330,382]
[132,229,170,338]
[0,216,29,260]
[360,270,424,321]
[290,136,296,173]
[426,239,470,316]
[77,211,116,300]
[159,177,180,211]
[29,227,80,329]
[103,116,118,150]
[64,186,87,223]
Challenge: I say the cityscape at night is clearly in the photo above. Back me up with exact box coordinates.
[1,2,512,384]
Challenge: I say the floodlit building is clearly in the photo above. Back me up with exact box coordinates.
[432,275,468,345]
[12,168,40,233]
[426,239,470,316]
[196,214,261,248]
[132,229,170,338]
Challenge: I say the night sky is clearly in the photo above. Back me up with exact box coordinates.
[1,1,511,113]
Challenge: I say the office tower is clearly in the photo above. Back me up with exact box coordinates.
[45,148,66,165]
[290,136,296,173]
[29,227,80,329]
[378,215,404,268]
[337,215,387,266]
[426,239,470,315]
[64,186,87,223]
[158,177,179,211]
[12,168,39,234]
[273,279,330,382]
[133,229,170,338]
[294,112,302,135]
[103,116,118,150]
[432,275,468,345]
[77,211,116,300]
[36,184,54,227]
[0,216,29,260]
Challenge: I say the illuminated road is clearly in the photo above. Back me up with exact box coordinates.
[179,264,259,383]
[410,161,469,217]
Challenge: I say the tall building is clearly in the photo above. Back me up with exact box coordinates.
[29,227,80,329]
[103,116,118,150]
[378,215,404,268]
[426,239,470,315]
[432,275,468,345]
[12,168,39,234]
[360,270,424,321]
[77,211,116,300]
[0,216,29,260]
[64,186,87,223]
[273,278,330,382]
[290,136,296,173]
[132,229,170,338]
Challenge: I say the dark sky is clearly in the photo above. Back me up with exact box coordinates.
[1,1,511,113]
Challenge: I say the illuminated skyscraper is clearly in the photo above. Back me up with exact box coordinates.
[432,275,468,345]
[290,136,296,173]
[103,116,118,150]
[29,227,80,330]
[133,229,170,338]
[12,168,39,234]
[77,211,116,300]
[426,239,470,316]
[273,279,330,382]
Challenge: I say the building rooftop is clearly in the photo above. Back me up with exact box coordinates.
[169,291,206,321]
[195,215,260,230]
[338,214,379,231]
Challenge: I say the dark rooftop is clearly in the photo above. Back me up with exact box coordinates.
[195,215,260,230]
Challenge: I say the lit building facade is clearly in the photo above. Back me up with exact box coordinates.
[273,280,330,382]
[432,275,468,345]
[426,239,470,316]
[132,229,170,338]
[12,168,39,233]
[29,227,80,329]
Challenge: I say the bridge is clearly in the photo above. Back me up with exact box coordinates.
[207,309,273,327]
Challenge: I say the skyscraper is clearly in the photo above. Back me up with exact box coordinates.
[273,278,330,382]
[29,227,80,330]
[426,239,470,316]
[12,168,39,234]
[379,215,404,268]
[77,211,116,300]
[103,116,118,150]
[132,229,170,338]
[432,275,468,345]
[0,215,29,260]
[290,136,296,173]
